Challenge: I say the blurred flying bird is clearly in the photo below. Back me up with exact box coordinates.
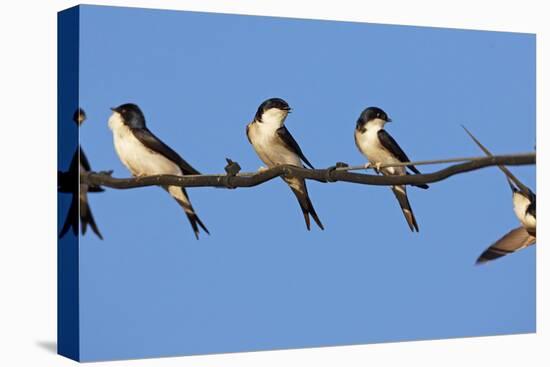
[463,126,536,264]
[59,108,104,240]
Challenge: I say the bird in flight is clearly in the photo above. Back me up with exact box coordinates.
[463,126,536,264]
[246,97,324,230]
[354,106,429,232]
[59,108,104,240]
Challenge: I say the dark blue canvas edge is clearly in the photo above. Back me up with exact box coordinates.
[57,5,81,362]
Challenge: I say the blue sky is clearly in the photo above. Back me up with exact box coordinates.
[65,5,535,361]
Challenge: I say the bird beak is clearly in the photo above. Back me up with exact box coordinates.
[286,107,292,113]
[110,107,117,112]
[387,117,392,122]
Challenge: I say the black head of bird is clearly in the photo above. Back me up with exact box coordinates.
[110,103,147,129]
[356,106,392,130]
[255,97,292,123]
[73,108,87,126]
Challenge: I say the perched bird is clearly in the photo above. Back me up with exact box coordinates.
[463,126,536,264]
[108,103,209,239]
[59,108,104,240]
[354,107,429,232]
[246,98,324,230]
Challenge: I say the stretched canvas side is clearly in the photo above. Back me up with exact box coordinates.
[57,5,80,362]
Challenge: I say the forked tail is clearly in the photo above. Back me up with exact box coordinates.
[391,185,419,232]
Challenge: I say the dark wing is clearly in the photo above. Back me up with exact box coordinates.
[462,126,534,198]
[59,148,80,237]
[79,146,91,171]
[475,227,536,265]
[377,129,421,174]
[276,126,314,169]
[59,190,78,238]
[131,127,201,175]
[79,146,104,192]
[527,199,536,222]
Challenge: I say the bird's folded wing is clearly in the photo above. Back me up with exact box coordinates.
[276,126,314,169]
[131,127,201,175]
[377,129,420,174]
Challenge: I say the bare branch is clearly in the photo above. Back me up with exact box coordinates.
[337,152,535,171]
[81,153,535,190]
